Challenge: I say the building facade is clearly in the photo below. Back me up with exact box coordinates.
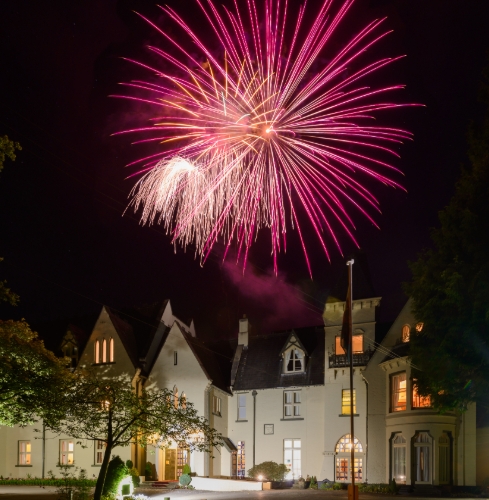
[0,296,478,488]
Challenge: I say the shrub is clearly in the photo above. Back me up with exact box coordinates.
[310,476,318,489]
[320,481,343,490]
[358,483,392,494]
[125,460,133,469]
[247,461,288,481]
[128,468,140,488]
[182,464,191,475]
[103,456,128,496]
[179,474,192,487]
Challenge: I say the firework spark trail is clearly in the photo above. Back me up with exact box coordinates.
[113,0,419,275]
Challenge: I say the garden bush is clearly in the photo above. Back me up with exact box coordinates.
[102,456,128,496]
[247,461,288,481]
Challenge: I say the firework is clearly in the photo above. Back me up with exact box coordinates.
[114,0,416,274]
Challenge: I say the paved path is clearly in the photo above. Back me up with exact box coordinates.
[0,486,478,500]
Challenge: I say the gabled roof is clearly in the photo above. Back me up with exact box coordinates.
[105,307,140,369]
[279,330,309,356]
[233,325,325,390]
[182,327,235,395]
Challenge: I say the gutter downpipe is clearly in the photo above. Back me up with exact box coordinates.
[252,390,258,467]
[362,374,369,483]
[42,421,46,479]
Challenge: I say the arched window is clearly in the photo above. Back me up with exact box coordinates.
[402,325,410,343]
[173,387,179,409]
[94,340,100,364]
[102,339,107,363]
[335,434,363,482]
[109,338,114,362]
[181,392,187,410]
[392,434,407,483]
[285,348,304,372]
[439,433,450,484]
[414,432,432,483]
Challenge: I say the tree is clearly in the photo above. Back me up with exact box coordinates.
[0,135,21,174]
[0,319,72,426]
[46,372,223,500]
[0,135,21,305]
[406,71,489,412]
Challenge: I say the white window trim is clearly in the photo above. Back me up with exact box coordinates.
[59,439,75,466]
[283,390,301,418]
[283,348,305,373]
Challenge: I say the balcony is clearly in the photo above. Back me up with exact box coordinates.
[328,348,374,368]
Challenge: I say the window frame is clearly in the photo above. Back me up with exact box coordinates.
[412,381,432,409]
[94,440,105,466]
[341,389,356,415]
[18,440,32,466]
[335,335,364,355]
[283,390,301,418]
[59,439,75,466]
[237,394,246,420]
[284,348,305,373]
[212,395,222,416]
[391,371,407,412]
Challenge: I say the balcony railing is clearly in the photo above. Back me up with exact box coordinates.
[328,348,374,368]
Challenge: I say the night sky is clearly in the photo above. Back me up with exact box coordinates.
[1,0,489,342]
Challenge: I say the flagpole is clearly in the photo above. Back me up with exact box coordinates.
[347,259,356,500]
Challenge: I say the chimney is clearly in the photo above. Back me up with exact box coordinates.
[238,315,249,347]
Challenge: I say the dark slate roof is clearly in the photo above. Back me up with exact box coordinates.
[379,341,410,364]
[233,325,325,390]
[185,332,236,395]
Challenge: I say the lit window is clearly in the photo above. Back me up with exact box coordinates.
[412,382,431,408]
[94,340,100,364]
[174,387,179,409]
[402,325,410,343]
[238,394,246,420]
[102,339,107,363]
[95,440,105,465]
[181,392,186,410]
[391,372,407,411]
[341,389,356,414]
[335,435,363,482]
[60,440,74,465]
[284,391,301,417]
[284,439,301,479]
[109,338,114,362]
[416,322,424,333]
[235,441,245,478]
[212,395,221,416]
[18,441,31,465]
[335,335,363,354]
[285,349,304,372]
[392,434,407,483]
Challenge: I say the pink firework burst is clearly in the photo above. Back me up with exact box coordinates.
[113,0,418,275]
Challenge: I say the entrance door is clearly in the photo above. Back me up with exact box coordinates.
[164,449,177,480]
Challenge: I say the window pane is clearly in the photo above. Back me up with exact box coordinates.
[335,337,345,355]
[294,405,300,416]
[285,406,292,416]
[294,392,301,403]
[352,335,363,353]
[284,392,292,403]
[239,394,246,406]
[392,373,407,411]
[284,440,292,448]
[293,440,301,448]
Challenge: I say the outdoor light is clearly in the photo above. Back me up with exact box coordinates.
[117,476,134,499]
[257,475,264,481]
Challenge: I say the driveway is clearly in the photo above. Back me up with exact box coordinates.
[0,486,477,500]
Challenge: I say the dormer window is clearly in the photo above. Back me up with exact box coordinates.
[285,348,304,372]
[280,332,308,374]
